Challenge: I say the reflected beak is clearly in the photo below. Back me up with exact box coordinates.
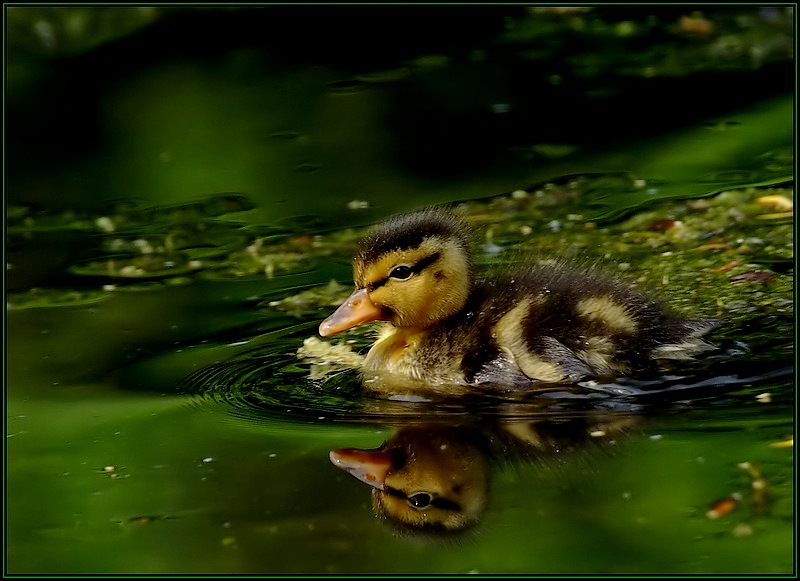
[319,288,385,336]
[329,448,393,491]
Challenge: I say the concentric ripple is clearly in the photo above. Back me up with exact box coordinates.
[180,330,794,427]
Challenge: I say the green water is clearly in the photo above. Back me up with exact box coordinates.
[6,7,794,575]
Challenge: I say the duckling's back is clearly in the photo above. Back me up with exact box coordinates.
[423,262,717,388]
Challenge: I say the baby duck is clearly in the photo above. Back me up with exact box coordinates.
[319,208,716,394]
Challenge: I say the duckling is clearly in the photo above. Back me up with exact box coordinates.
[319,208,716,395]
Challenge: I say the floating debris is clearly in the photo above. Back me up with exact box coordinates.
[738,461,769,516]
[730,271,775,284]
[263,280,351,318]
[69,254,202,279]
[754,211,793,221]
[706,493,741,519]
[6,178,792,329]
[128,515,161,526]
[7,288,112,309]
[96,465,129,480]
[705,460,773,521]
[677,12,716,38]
[121,514,177,526]
[296,336,365,380]
[347,200,370,211]
[755,194,793,212]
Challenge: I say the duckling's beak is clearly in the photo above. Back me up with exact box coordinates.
[329,448,392,490]
[319,288,384,336]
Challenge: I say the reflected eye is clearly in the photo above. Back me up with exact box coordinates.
[407,492,433,509]
[390,265,413,280]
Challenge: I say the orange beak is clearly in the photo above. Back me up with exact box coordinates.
[319,287,385,336]
[329,448,393,490]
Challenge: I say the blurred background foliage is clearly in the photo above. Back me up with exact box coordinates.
[6,6,793,216]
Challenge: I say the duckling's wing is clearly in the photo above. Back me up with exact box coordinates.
[526,336,597,382]
[484,265,719,383]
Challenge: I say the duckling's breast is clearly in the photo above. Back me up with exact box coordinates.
[362,323,477,392]
[363,325,426,372]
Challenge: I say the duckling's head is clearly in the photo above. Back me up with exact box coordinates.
[320,210,473,335]
[330,426,488,534]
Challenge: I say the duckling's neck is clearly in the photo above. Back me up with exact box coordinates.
[364,324,429,373]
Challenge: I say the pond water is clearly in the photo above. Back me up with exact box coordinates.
[6,6,794,575]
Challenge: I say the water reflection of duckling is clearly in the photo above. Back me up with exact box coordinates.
[330,415,639,535]
[319,209,716,396]
[331,426,488,534]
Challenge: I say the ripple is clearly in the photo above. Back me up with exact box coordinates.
[179,335,794,427]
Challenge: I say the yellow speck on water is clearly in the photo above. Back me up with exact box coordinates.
[755,195,793,212]
[755,211,793,220]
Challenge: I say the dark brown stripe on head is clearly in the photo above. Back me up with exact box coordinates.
[356,210,471,266]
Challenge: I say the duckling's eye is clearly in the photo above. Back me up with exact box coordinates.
[389,265,414,280]
[407,492,433,509]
